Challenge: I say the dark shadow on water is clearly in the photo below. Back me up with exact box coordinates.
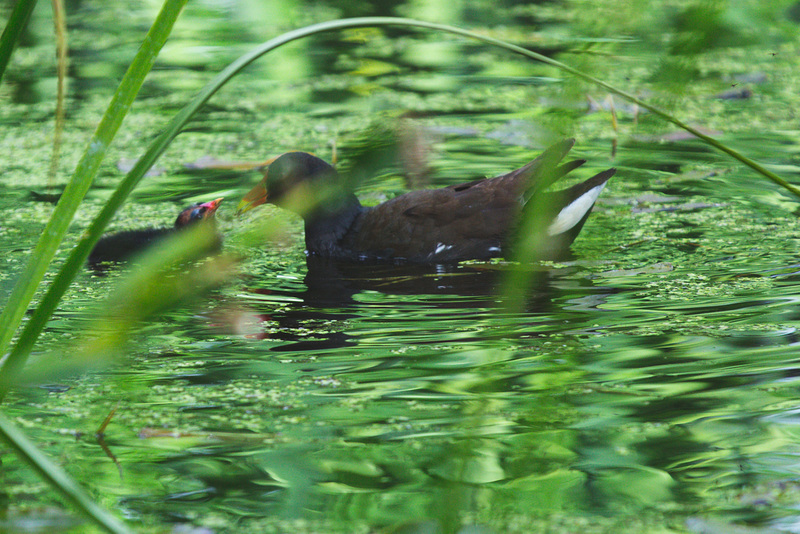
[300,255,603,307]
[302,256,505,304]
[236,256,615,351]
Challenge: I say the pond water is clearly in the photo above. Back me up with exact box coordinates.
[4,0,800,533]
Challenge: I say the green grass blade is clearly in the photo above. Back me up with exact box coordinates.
[0,0,38,83]
[251,17,795,199]
[49,0,68,186]
[18,216,287,385]
[0,0,187,394]
[0,413,133,533]
[74,229,236,365]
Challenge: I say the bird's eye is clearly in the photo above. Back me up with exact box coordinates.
[191,206,207,220]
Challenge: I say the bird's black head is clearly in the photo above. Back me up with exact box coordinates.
[237,152,359,221]
[263,152,337,207]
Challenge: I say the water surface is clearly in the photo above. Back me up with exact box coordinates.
[3,1,800,533]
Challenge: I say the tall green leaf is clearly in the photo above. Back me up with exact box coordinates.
[0,0,188,396]
[0,0,38,83]
[0,413,133,533]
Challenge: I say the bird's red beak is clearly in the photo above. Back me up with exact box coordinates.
[236,155,284,216]
[200,197,224,218]
[237,180,267,215]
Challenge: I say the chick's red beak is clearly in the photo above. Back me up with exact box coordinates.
[201,197,224,219]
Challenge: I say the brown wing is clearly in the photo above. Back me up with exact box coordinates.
[347,173,522,261]
[345,138,585,261]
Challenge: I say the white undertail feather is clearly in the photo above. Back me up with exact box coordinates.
[434,242,453,255]
[546,183,607,236]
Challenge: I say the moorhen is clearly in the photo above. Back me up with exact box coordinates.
[237,139,614,262]
[88,198,223,269]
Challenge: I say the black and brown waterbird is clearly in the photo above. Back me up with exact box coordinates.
[88,198,223,269]
[237,139,614,262]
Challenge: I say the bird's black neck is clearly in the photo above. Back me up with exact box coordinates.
[303,193,364,258]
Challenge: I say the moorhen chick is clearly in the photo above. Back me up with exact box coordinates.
[237,139,614,262]
[88,198,223,269]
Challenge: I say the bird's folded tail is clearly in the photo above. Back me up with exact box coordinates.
[546,168,616,237]
[513,164,616,261]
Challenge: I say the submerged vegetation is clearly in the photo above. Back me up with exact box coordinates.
[3,0,800,532]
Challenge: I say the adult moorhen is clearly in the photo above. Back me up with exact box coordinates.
[237,139,614,262]
[88,198,223,269]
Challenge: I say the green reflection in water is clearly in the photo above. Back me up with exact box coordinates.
[5,0,800,532]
